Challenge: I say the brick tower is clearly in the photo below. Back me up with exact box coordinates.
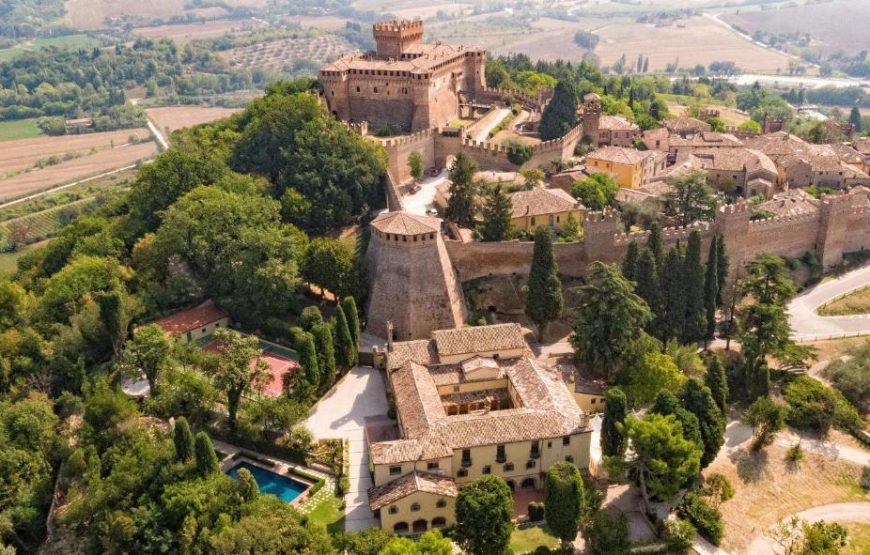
[582,93,602,144]
[366,212,468,340]
[373,20,424,59]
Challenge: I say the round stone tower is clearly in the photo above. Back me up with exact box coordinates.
[366,211,468,340]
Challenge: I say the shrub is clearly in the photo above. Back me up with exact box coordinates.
[585,510,631,555]
[678,492,724,546]
[505,140,533,166]
[699,473,734,505]
[660,518,696,551]
[786,443,804,464]
[337,475,350,495]
[783,375,862,436]
[528,501,545,522]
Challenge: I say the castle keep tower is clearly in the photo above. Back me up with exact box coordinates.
[582,93,602,144]
[373,20,423,59]
[366,212,468,340]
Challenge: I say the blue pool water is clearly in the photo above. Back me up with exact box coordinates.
[226,461,309,503]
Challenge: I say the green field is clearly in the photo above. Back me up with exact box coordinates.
[0,240,44,276]
[0,197,98,246]
[0,34,101,62]
[0,118,44,141]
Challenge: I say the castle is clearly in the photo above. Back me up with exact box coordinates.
[320,20,486,132]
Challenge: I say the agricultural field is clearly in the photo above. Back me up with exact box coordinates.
[0,34,103,62]
[0,197,100,247]
[132,19,268,44]
[722,0,870,56]
[64,0,267,30]
[0,141,156,203]
[0,129,152,176]
[594,16,797,74]
[0,240,46,277]
[223,35,356,71]
[146,106,241,135]
[0,119,44,142]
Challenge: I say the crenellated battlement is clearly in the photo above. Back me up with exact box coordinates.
[373,19,424,32]
[379,127,439,147]
[747,211,818,229]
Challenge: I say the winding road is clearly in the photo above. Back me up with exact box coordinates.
[787,264,870,341]
[745,503,870,554]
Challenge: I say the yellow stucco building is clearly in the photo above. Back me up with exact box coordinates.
[508,187,585,231]
[586,146,666,189]
[368,324,593,535]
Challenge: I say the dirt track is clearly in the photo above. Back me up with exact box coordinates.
[146,106,241,134]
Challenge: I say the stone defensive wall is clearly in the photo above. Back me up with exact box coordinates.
[444,193,870,280]
[378,122,583,183]
[477,86,549,112]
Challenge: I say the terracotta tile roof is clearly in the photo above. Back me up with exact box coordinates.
[758,190,820,217]
[322,42,483,74]
[368,471,458,511]
[587,146,651,165]
[599,115,639,131]
[432,323,525,357]
[854,138,870,156]
[387,340,438,370]
[391,361,446,438]
[371,211,441,235]
[508,187,582,219]
[665,116,712,134]
[670,132,743,149]
[152,300,227,335]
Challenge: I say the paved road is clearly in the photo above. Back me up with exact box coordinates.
[304,366,388,532]
[402,168,448,216]
[746,503,870,554]
[469,107,511,142]
[787,264,870,341]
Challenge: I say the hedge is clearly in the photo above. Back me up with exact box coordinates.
[678,492,723,545]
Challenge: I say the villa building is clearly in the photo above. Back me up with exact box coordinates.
[367,323,592,534]
[320,20,486,132]
[596,115,641,148]
[508,187,585,231]
[586,146,667,189]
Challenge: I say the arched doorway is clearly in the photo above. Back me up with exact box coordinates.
[412,519,428,533]
[432,517,447,529]
[506,480,516,491]
[393,521,409,534]
[521,477,536,489]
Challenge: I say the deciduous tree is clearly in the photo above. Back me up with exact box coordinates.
[408,150,424,182]
[571,172,619,211]
[206,329,269,431]
[118,323,173,396]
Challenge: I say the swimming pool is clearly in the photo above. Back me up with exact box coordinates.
[226,461,309,504]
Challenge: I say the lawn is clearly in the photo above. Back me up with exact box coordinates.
[306,494,344,537]
[509,524,561,554]
[843,523,870,555]
[0,34,101,62]
[0,119,44,142]
[819,287,870,316]
[0,241,45,276]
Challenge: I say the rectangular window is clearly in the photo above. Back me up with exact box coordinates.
[461,449,472,467]
[504,462,514,472]
[427,461,439,471]
[496,444,506,463]
[482,465,491,475]
[530,441,540,459]
[457,467,468,477]
[389,465,402,475]
[563,436,571,446]
[526,459,536,469]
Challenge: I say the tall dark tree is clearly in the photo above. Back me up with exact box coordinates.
[660,246,687,341]
[664,170,716,226]
[444,154,479,228]
[602,388,628,457]
[715,235,729,307]
[634,247,661,322]
[96,290,126,358]
[703,236,719,342]
[525,227,563,334]
[341,296,361,352]
[647,222,664,267]
[622,241,639,282]
[849,105,863,133]
[704,355,729,413]
[544,462,586,547]
[650,390,703,450]
[681,378,726,468]
[682,231,706,343]
[194,432,219,475]
[539,81,579,140]
[479,183,513,242]
[571,262,651,380]
[299,332,320,390]
[173,416,195,462]
[333,307,356,371]
[454,476,514,555]
[311,322,336,392]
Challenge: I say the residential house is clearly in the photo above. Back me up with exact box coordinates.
[596,115,641,148]
[586,146,667,189]
[153,299,229,343]
[369,323,592,534]
[507,187,584,231]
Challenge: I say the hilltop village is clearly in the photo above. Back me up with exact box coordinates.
[2,16,870,555]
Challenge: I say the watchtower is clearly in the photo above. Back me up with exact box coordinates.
[582,93,602,144]
[373,20,424,59]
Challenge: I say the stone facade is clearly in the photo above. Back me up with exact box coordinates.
[320,20,485,133]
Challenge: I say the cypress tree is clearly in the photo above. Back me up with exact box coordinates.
[299,332,320,389]
[334,308,355,371]
[544,461,586,547]
[236,467,260,502]
[649,390,703,450]
[622,241,639,282]
[525,227,563,334]
[445,153,479,228]
[173,416,195,462]
[539,81,579,140]
[601,388,628,457]
[479,183,513,242]
[715,235,729,307]
[705,355,729,413]
[682,231,706,343]
[647,222,664,267]
[660,246,686,341]
[194,432,219,475]
[341,296,361,352]
[301,305,323,330]
[681,378,726,468]
[312,322,336,391]
[634,248,661,318]
[704,236,719,342]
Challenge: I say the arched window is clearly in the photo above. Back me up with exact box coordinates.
[432,517,447,528]
[393,521,409,534]
[412,519,428,533]
[410,502,421,512]
[436,499,447,508]
[388,505,399,514]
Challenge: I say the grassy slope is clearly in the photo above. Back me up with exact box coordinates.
[0,119,45,142]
